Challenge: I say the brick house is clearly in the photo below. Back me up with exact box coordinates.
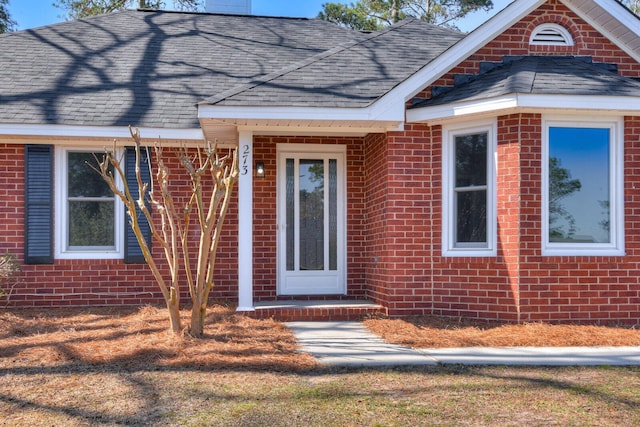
[2,0,640,323]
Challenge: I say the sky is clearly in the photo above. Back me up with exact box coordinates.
[8,0,512,33]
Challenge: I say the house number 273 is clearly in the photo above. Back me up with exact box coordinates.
[241,144,250,176]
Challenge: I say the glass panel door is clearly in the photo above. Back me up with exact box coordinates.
[278,147,345,295]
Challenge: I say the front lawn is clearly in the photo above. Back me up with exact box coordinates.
[1,306,639,426]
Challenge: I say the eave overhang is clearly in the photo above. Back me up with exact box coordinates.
[0,124,205,146]
[407,93,640,124]
[198,104,405,138]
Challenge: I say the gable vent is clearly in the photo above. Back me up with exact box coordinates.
[529,24,574,46]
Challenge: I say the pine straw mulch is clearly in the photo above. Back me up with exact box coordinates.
[2,307,640,373]
[0,305,317,372]
[364,316,640,348]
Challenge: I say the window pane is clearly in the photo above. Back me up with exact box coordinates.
[456,190,487,243]
[68,152,112,197]
[299,159,324,270]
[68,201,115,247]
[329,159,337,271]
[286,159,295,271]
[455,133,487,187]
[548,127,610,243]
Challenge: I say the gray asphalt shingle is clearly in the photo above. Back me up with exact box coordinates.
[0,10,364,128]
[415,56,640,107]
[205,18,465,108]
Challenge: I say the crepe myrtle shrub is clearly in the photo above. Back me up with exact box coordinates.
[94,127,238,337]
[0,252,21,304]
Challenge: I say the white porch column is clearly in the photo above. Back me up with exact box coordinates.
[237,130,255,312]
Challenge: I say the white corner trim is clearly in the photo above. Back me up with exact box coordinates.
[407,94,640,123]
[0,124,204,140]
[237,130,254,311]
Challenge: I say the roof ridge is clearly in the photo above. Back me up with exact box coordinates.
[199,18,421,106]
[133,7,322,21]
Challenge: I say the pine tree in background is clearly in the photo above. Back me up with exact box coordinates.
[318,0,494,31]
[54,0,202,20]
[0,0,15,33]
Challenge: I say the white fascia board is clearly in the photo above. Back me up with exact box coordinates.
[407,96,520,122]
[518,94,640,111]
[198,104,405,123]
[0,124,204,141]
[407,93,640,123]
[563,0,640,63]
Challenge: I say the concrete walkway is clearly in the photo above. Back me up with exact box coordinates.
[286,321,640,367]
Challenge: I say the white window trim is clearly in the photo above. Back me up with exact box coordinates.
[529,23,574,46]
[55,147,124,260]
[442,120,497,257]
[541,116,625,256]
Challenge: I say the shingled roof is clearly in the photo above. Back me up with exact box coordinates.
[414,56,640,108]
[202,18,464,108]
[0,9,464,130]
[0,10,362,129]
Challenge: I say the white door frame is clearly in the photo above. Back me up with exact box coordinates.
[276,143,347,295]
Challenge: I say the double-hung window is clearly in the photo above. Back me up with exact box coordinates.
[443,121,497,256]
[542,117,624,255]
[55,148,124,259]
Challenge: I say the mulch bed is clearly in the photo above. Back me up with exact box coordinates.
[0,305,317,371]
[364,316,640,348]
[2,306,640,373]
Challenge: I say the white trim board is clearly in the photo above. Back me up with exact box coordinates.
[407,94,640,124]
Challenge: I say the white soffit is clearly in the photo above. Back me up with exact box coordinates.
[198,105,405,135]
[563,0,640,63]
[407,93,640,123]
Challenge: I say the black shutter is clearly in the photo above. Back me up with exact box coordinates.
[124,146,152,264]
[24,145,54,264]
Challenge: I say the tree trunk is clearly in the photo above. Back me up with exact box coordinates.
[392,0,399,23]
[166,286,182,334]
[190,301,206,338]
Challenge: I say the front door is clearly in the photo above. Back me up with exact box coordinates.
[277,144,346,295]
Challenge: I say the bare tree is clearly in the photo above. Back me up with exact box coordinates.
[95,127,238,337]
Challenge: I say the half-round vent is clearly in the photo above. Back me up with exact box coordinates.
[529,24,574,46]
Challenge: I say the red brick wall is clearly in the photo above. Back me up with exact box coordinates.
[390,1,640,323]
[374,114,640,323]
[515,115,640,323]
[362,133,389,305]
[363,126,436,315]
[1,144,238,307]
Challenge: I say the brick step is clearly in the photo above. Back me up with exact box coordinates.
[246,300,388,321]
